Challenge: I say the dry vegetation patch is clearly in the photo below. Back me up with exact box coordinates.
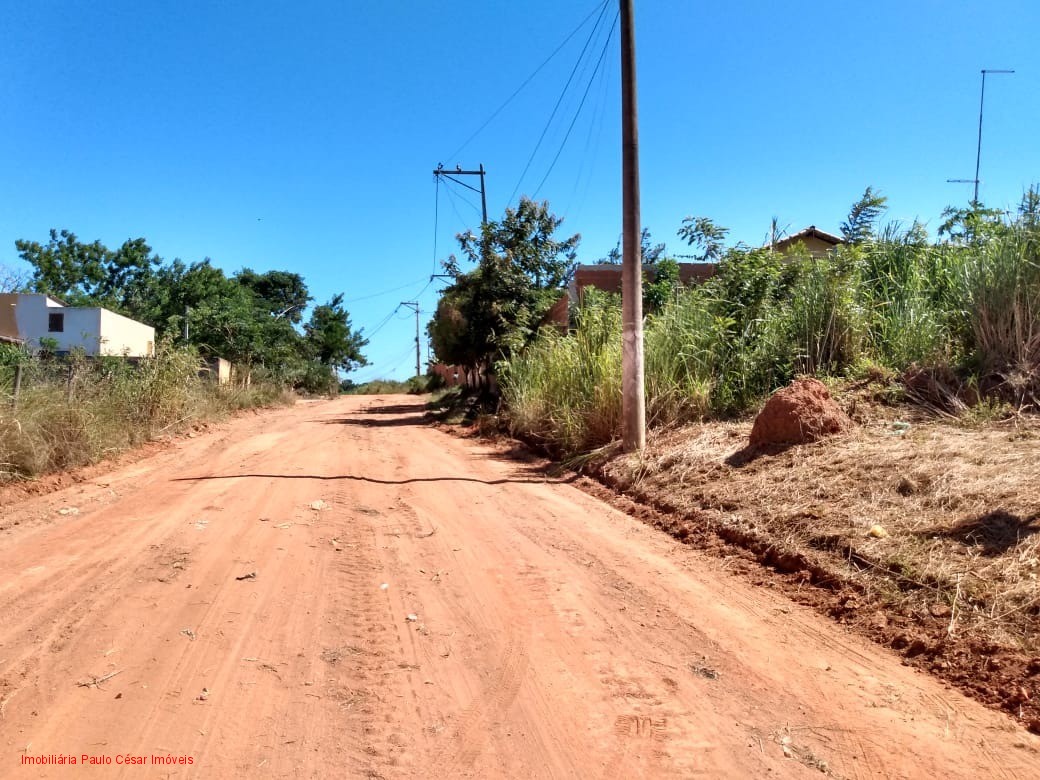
[592,414,1040,732]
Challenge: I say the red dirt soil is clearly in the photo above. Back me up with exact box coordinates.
[0,396,1037,778]
[750,378,852,448]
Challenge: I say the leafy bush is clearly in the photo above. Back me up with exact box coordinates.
[500,195,1040,454]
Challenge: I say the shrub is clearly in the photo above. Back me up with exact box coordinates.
[498,194,1040,455]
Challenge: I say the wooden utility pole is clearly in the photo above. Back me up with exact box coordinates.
[433,164,488,225]
[620,0,645,452]
[401,302,420,378]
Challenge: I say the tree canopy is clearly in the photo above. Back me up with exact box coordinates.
[596,228,667,265]
[677,216,729,262]
[841,187,888,244]
[429,197,579,375]
[15,229,161,310]
[304,293,368,373]
[12,229,366,391]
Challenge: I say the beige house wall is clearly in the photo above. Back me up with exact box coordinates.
[0,293,19,342]
[202,357,232,384]
[10,294,98,353]
[776,235,839,258]
[772,228,844,259]
[98,308,155,357]
[1,294,155,357]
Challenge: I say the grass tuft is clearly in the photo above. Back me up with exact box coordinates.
[0,344,292,481]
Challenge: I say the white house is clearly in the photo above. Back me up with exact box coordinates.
[0,293,155,357]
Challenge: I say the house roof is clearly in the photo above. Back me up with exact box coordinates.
[4,292,68,307]
[771,226,844,251]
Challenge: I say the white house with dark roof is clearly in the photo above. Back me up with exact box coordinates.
[0,293,155,357]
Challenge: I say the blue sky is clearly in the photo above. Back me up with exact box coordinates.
[1,1,1037,381]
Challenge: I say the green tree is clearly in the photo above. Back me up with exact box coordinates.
[430,197,579,377]
[304,294,368,373]
[1017,186,1040,230]
[841,187,888,244]
[642,257,681,313]
[16,229,161,311]
[11,227,373,391]
[235,268,312,323]
[453,197,580,288]
[133,259,295,373]
[597,227,666,265]
[937,201,1007,245]
[677,216,729,262]
[178,264,270,365]
[428,273,487,371]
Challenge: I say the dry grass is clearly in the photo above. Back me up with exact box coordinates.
[1,352,294,481]
[602,413,1040,652]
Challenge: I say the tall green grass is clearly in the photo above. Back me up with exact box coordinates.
[959,224,1040,382]
[501,289,622,453]
[501,221,1040,455]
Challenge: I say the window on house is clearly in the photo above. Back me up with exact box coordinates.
[48,312,64,333]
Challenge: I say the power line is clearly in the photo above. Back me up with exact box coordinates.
[443,176,483,218]
[383,351,417,373]
[565,32,614,220]
[533,11,618,199]
[432,168,487,276]
[441,179,478,233]
[380,346,420,374]
[508,1,613,205]
[443,1,610,163]
[360,275,434,340]
[362,306,401,340]
[399,301,421,377]
[350,343,418,382]
[412,278,434,301]
[343,276,429,304]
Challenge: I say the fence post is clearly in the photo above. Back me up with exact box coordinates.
[66,362,75,403]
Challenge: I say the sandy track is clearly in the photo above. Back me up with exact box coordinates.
[0,395,1037,779]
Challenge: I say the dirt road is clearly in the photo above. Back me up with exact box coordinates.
[1,396,1037,779]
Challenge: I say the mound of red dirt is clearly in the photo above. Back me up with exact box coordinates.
[750,378,851,448]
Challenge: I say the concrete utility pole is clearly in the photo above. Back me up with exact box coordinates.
[400,302,420,378]
[620,0,645,452]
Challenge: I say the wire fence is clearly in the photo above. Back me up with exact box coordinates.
[3,359,73,408]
